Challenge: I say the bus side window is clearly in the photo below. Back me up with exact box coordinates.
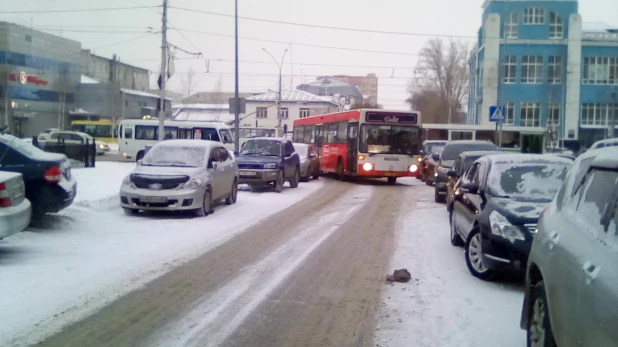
[124,127,133,139]
[220,129,233,144]
[326,123,338,143]
[336,122,347,143]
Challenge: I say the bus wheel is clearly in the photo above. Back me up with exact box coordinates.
[387,177,397,185]
[136,150,145,162]
[336,160,345,181]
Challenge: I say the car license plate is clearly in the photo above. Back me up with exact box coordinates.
[386,172,397,177]
[140,196,167,203]
[240,171,257,176]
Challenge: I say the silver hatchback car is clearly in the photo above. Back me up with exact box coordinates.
[120,140,239,217]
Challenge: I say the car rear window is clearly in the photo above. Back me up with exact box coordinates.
[442,143,498,161]
[487,161,570,200]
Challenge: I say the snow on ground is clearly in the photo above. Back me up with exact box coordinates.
[0,162,324,347]
[376,179,526,347]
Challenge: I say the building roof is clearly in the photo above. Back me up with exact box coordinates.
[80,75,99,84]
[582,22,617,33]
[120,88,173,101]
[247,90,335,104]
[172,103,229,110]
[305,79,351,88]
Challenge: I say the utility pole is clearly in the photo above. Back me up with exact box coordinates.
[234,0,240,152]
[158,0,168,141]
[263,48,287,132]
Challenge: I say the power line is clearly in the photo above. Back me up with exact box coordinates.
[0,5,160,14]
[171,27,418,56]
[169,6,476,39]
[174,70,420,81]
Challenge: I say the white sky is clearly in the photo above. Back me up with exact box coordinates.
[3,0,617,110]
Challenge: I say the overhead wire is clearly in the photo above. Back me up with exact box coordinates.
[0,5,160,14]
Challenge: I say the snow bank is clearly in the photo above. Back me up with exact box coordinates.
[0,163,324,347]
[375,180,525,347]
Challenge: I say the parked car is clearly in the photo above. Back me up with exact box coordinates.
[236,138,301,193]
[520,147,618,347]
[424,148,443,186]
[419,140,447,182]
[434,140,499,203]
[587,137,618,151]
[0,171,31,239]
[293,142,319,181]
[0,133,77,215]
[445,150,503,212]
[39,130,110,155]
[449,153,572,281]
[120,140,238,216]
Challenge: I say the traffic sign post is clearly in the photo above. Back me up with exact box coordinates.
[489,106,505,149]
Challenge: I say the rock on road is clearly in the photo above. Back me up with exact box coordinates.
[37,178,419,347]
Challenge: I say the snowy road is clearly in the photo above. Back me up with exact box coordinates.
[2,164,526,347]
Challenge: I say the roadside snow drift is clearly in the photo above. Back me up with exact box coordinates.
[0,162,324,347]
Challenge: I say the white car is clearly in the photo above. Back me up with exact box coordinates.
[120,140,239,217]
[39,130,110,155]
[0,171,31,239]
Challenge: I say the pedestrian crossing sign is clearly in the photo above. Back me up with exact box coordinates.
[489,106,505,122]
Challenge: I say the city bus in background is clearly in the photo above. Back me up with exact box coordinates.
[292,109,422,184]
[71,119,117,143]
[232,127,277,148]
[118,119,235,161]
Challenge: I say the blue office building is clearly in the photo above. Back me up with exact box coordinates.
[467,0,618,152]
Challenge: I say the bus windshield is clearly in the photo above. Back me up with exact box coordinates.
[359,124,420,155]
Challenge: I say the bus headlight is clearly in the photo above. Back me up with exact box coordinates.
[409,164,418,173]
[416,157,422,162]
[362,163,373,171]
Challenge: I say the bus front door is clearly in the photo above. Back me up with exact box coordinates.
[347,122,359,173]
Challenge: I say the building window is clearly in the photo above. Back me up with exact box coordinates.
[583,57,618,84]
[505,12,518,39]
[299,108,310,118]
[549,12,563,39]
[503,56,517,83]
[256,107,268,118]
[521,56,543,84]
[503,103,515,125]
[520,102,541,127]
[548,56,562,84]
[523,7,545,25]
[581,103,616,126]
[547,103,560,126]
[280,107,289,119]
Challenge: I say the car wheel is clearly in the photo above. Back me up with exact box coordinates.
[274,170,284,193]
[289,167,300,188]
[387,177,397,184]
[195,189,212,217]
[225,179,238,205]
[123,208,139,216]
[449,212,463,247]
[336,160,345,181]
[434,187,441,203]
[527,281,557,347]
[312,167,320,180]
[464,227,495,280]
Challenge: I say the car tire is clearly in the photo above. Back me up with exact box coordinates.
[387,177,397,185]
[195,189,212,217]
[312,167,320,180]
[225,179,238,205]
[464,227,495,281]
[274,170,284,193]
[289,167,300,188]
[527,281,557,347]
[123,208,139,216]
[434,187,442,203]
[449,212,463,247]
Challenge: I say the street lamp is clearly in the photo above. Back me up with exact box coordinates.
[262,48,288,131]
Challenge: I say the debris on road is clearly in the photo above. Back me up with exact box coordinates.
[386,269,411,283]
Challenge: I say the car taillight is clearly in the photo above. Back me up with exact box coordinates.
[0,182,10,207]
[44,166,62,183]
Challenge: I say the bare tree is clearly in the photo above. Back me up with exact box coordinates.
[182,67,196,98]
[412,38,470,124]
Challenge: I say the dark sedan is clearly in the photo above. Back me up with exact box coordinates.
[449,153,572,280]
[434,140,499,203]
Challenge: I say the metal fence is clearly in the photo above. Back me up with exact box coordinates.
[32,137,97,168]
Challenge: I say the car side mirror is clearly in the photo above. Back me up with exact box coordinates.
[234,150,239,156]
[460,182,479,194]
[432,153,440,161]
[208,160,217,169]
[447,170,459,178]
[137,159,143,166]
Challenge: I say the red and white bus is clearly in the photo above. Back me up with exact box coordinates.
[292,108,422,183]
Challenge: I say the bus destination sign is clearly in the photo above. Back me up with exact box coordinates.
[365,112,418,125]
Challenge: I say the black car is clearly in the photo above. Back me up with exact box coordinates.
[235,137,301,193]
[419,140,447,182]
[0,133,77,214]
[449,153,572,281]
[445,150,503,212]
[433,140,499,203]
